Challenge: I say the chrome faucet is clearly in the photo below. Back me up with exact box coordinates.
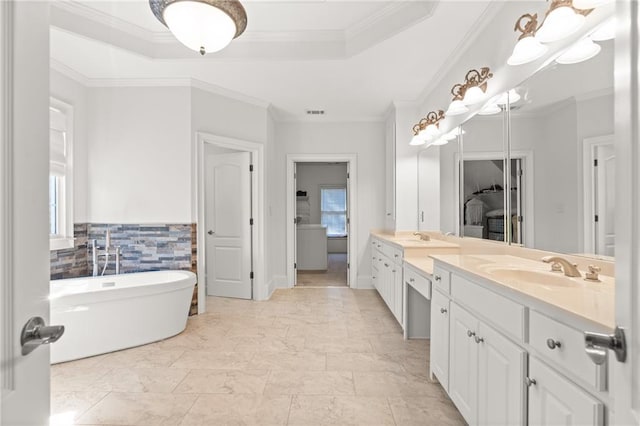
[541,256,581,277]
[91,239,99,277]
[412,232,431,241]
[92,229,121,276]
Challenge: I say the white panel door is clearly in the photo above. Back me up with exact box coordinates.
[205,152,252,299]
[448,302,479,424]
[528,357,603,426]
[595,143,615,256]
[1,2,53,424]
[430,289,450,391]
[477,322,526,426]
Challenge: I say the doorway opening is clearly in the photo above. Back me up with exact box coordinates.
[286,154,358,289]
[295,162,348,287]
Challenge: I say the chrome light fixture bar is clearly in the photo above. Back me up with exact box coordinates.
[150,0,247,55]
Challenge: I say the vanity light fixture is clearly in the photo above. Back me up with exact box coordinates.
[429,138,449,147]
[410,110,446,146]
[446,67,493,115]
[556,37,601,64]
[149,0,247,55]
[478,103,502,116]
[507,14,548,66]
[494,89,521,106]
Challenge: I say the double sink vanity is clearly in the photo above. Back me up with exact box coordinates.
[370,230,615,426]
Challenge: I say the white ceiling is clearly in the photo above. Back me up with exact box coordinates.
[50,0,497,121]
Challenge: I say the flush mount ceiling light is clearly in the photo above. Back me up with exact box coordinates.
[508,14,548,66]
[150,0,247,55]
[410,110,445,146]
[556,37,601,64]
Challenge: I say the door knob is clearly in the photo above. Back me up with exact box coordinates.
[207,230,215,235]
[21,316,65,356]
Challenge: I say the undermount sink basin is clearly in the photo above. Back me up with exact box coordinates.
[479,266,581,288]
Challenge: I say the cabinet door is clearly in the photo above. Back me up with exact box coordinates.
[528,357,604,426]
[372,264,379,291]
[430,289,450,391]
[449,302,479,424]
[392,266,403,325]
[477,322,527,426]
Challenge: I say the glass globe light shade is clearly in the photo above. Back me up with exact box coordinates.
[535,7,585,43]
[556,38,601,65]
[164,1,237,54]
[419,123,440,141]
[573,0,614,9]
[463,86,486,105]
[591,18,615,41]
[409,134,426,146]
[478,103,502,116]
[446,100,469,116]
[508,36,548,66]
[429,138,449,147]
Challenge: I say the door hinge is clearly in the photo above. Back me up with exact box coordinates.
[594,159,598,167]
[294,263,297,269]
[517,169,523,177]
[250,271,254,280]
[347,263,350,269]
[250,164,254,172]
[518,216,523,223]
[250,218,254,226]
[595,215,599,222]
[293,217,297,224]
[347,218,350,225]
[347,172,350,179]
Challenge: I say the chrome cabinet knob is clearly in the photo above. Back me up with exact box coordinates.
[440,308,447,314]
[434,275,442,281]
[546,338,562,350]
[475,336,484,344]
[525,377,537,387]
[467,330,476,338]
[207,230,215,235]
[409,278,415,282]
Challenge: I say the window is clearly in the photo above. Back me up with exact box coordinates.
[320,186,347,237]
[49,99,74,250]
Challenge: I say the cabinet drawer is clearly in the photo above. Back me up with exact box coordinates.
[432,265,451,293]
[451,274,525,342]
[404,265,431,300]
[382,243,403,264]
[529,310,606,391]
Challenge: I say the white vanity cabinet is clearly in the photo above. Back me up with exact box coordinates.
[430,288,450,390]
[449,302,526,426]
[370,237,403,326]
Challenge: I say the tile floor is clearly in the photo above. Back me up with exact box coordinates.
[296,253,348,287]
[51,289,465,425]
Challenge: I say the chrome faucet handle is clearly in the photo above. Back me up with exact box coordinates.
[585,265,602,282]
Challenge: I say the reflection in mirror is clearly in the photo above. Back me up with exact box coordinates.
[435,128,462,236]
[510,38,614,257]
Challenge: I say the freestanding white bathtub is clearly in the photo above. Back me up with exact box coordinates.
[50,270,196,364]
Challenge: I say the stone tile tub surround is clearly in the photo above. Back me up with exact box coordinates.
[51,223,199,314]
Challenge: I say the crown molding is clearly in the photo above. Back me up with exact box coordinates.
[190,78,271,109]
[276,115,386,124]
[50,58,91,86]
[346,1,411,40]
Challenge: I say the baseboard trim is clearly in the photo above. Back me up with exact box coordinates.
[356,276,374,290]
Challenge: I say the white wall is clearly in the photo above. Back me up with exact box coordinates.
[87,86,192,223]
[296,163,348,224]
[273,122,386,286]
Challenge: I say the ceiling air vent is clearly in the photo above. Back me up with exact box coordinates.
[306,110,325,115]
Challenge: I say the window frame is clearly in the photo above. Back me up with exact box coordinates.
[49,97,74,251]
[319,184,348,238]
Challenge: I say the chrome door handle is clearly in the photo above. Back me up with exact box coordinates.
[207,230,215,235]
[584,326,627,364]
[21,316,65,356]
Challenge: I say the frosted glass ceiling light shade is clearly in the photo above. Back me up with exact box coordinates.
[409,110,445,146]
[591,18,615,41]
[556,38,601,64]
[508,36,548,66]
[573,0,614,9]
[150,0,247,55]
[463,86,486,105]
[478,103,502,116]
[429,138,449,147]
[446,100,468,116]
[535,7,585,43]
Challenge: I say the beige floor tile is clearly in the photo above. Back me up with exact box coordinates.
[92,367,190,393]
[326,352,406,372]
[100,346,186,369]
[50,391,108,424]
[173,369,269,394]
[288,395,395,426]
[388,395,466,426]
[232,336,306,352]
[304,336,373,353]
[264,370,355,395]
[76,392,197,425]
[51,363,112,392]
[170,351,255,370]
[353,371,446,398]
[179,394,291,426]
[249,351,326,371]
